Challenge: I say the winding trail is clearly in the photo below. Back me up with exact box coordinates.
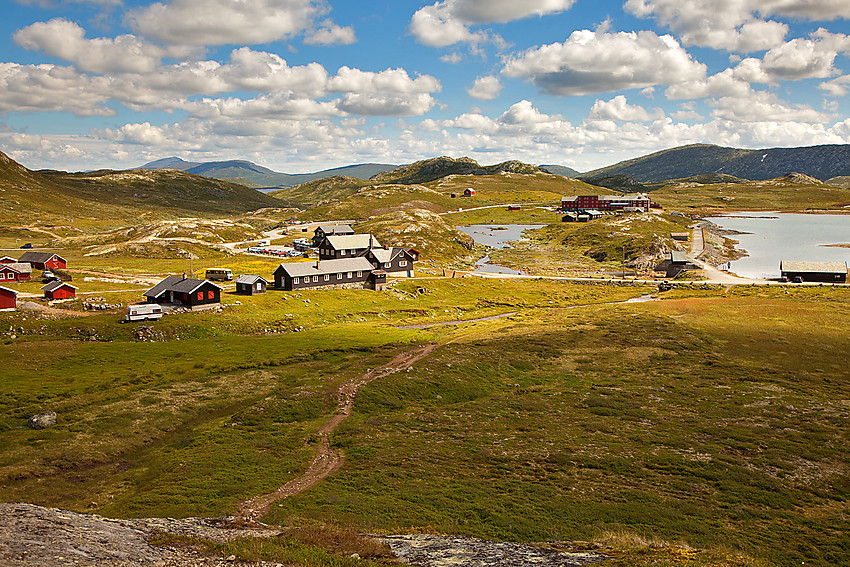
[238,343,438,521]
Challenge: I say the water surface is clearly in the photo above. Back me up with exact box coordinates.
[458,224,545,275]
[707,212,850,279]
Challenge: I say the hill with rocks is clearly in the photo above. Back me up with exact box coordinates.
[370,156,540,185]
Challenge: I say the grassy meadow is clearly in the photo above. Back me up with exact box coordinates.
[1,273,847,566]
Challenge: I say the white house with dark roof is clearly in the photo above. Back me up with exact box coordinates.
[312,224,354,245]
[235,274,267,295]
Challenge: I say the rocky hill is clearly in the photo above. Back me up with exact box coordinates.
[581,143,850,182]
[539,164,582,177]
[371,156,540,185]
[140,157,397,188]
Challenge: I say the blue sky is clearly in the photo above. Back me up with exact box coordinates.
[1,0,849,173]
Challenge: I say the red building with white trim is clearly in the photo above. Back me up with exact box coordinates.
[0,263,32,282]
[19,251,67,270]
[0,285,17,311]
[42,281,76,300]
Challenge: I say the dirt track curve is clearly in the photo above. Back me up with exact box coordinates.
[238,343,438,520]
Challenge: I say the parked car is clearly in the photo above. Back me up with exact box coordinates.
[20,243,33,249]
[41,270,60,283]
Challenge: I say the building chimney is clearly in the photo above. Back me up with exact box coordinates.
[315,260,320,270]
[182,272,187,279]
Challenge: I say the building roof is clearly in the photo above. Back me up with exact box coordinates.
[235,274,268,285]
[780,261,848,273]
[41,281,77,292]
[315,224,354,234]
[0,285,17,296]
[670,251,689,263]
[369,247,410,264]
[144,275,223,298]
[275,257,376,278]
[1,262,32,273]
[324,234,381,250]
[0,256,16,263]
[19,251,64,264]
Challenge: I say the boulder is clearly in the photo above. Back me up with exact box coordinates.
[28,411,57,430]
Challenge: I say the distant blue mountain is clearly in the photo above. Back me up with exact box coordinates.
[139,157,398,188]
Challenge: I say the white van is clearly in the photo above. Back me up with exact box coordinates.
[125,304,163,322]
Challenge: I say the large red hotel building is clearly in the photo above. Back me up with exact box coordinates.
[560,193,653,211]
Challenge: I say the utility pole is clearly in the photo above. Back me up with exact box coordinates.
[622,245,626,279]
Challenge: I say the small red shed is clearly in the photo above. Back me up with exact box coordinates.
[42,281,76,300]
[0,256,16,264]
[0,285,16,311]
[463,188,475,197]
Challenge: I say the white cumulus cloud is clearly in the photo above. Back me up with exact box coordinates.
[14,18,179,74]
[304,20,356,45]
[409,0,575,47]
[502,29,706,96]
[467,76,502,100]
[587,95,664,122]
[127,0,320,46]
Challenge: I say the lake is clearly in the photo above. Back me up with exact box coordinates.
[707,212,850,279]
[458,224,545,275]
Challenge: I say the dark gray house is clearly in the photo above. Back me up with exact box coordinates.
[274,257,380,291]
[235,274,268,295]
[144,275,222,307]
[316,234,381,260]
[780,261,847,283]
[364,247,416,277]
[312,224,354,245]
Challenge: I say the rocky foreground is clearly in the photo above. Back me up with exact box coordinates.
[0,503,606,566]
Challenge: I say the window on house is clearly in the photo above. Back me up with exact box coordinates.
[197,291,203,301]
[357,271,362,277]
[337,273,342,280]
[313,276,318,282]
[399,260,407,267]
[341,249,346,256]
[208,290,214,299]
[324,274,330,281]
[293,277,299,284]
[347,272,352,278]
[256,282,262,290]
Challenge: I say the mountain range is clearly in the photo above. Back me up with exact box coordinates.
[139,157,398,188]
[581,143,850,183]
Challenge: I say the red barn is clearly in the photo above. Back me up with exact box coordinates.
[0,285,16,311]
[42,281,76,300]
[19,251,67,270]
[0,256,16,264]
[0,263,32,282]
[463,188,476,197]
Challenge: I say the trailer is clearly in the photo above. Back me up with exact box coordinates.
[125,304,163,322]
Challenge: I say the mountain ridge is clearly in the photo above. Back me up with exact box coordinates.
[139,157,398,188]
[581,143,850,182]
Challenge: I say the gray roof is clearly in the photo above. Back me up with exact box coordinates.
[144,276,223,298]
[19,251,65,264]
[324,234,381,250]
[780,261,848,273]
[41,281,76,292]
[670,251,689,263]
[235,274,267,285]
[2,262,32,273]
[315,224,353,234]
[369,247,409,263]
[275,257,375,278]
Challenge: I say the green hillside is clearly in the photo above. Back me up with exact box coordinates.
[0,151,279,228]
